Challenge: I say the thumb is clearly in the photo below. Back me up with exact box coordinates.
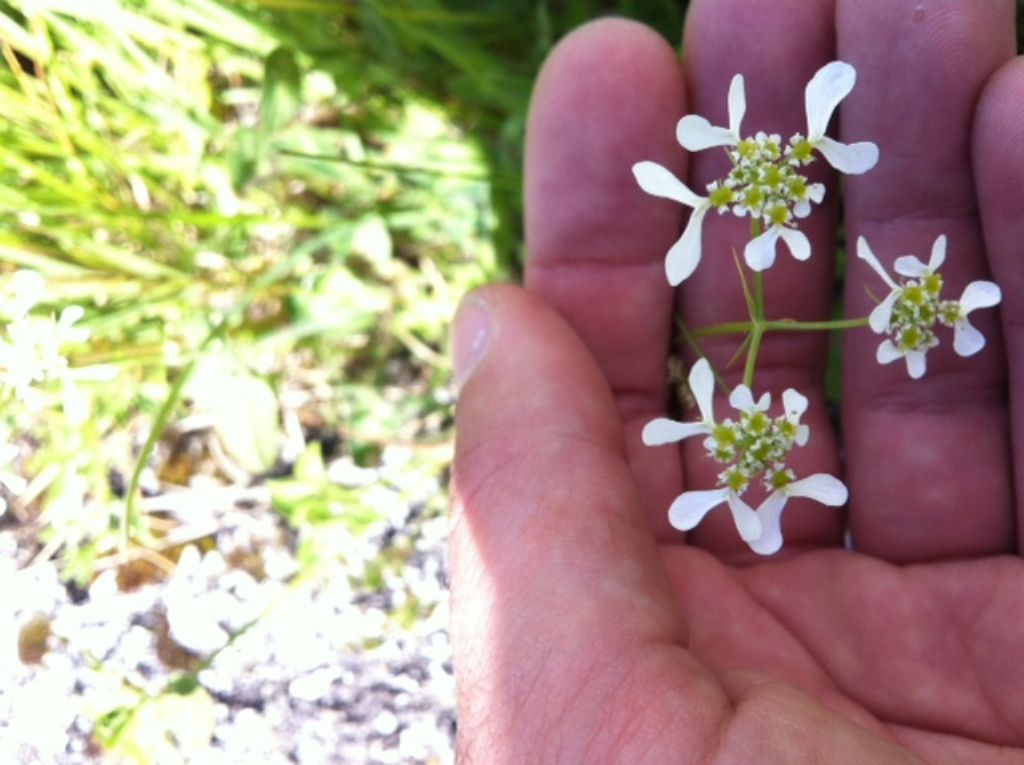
[449,284,688,758]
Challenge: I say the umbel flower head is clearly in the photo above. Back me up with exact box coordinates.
[857,235,1002,379]
[0,270,101,422]
[642,359,847,555]
[633,61,879,285]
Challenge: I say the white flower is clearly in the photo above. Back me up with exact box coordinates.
[799,62,880,174]
[632,161,713,285]
[642,358,761,542]
[857,235,1001,379]
[0,279,92,412]
[5,271,46,320]
[633,61,878,284]
[748,473,848,556]
[642,358,846,554]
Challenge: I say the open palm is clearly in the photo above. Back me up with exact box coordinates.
[450,2,1024,762]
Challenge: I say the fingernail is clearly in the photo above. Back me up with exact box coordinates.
[452,294,491,388]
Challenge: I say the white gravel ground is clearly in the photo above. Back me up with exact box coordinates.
[0,460,455,764]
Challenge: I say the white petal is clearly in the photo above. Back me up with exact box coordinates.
[795,424,810,447]
[728,74,746,137]
[59,305,85,328]
[782,388,808,418]
[953,319,986,357]
[778,227,811,261]
[868,290,900,333]
[856,237,898,289]
[62,378,89,425]
[959,280,1002,314]
[906,350,927,379]
[805,61,856,141]
[12,271,46,317]
[744,228,781,271]
[815,137,879,174]
[784,473,848,505]
[748,491,787,556]
[676,116,737,151]
[13,270,45,296]
[728,384,755,412]
[668,488,730,532]
[666,204,710,285]
[793,200,811,218]
[754,392,771,411]
[632,162,704,208]
[727,492,761,542]
[893,255,929,278]
[807,183,826,204]
[689,358,717,425]
[876,339,903,365]
[928,234,947,272]
[642,418,709,446]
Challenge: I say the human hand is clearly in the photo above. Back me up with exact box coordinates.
[449,2,1024,762]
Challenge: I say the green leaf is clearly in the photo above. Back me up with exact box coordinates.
[293,440,327,482]
[226,126,260,189]
[259,46,302,145]
[186,357,281,474]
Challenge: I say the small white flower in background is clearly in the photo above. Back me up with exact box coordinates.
[633,61,878,285]
[642,358,846,554]
[6,270,46,319]
[0,271,99,416]
[857,235,1002,379]
[0,443,27,518]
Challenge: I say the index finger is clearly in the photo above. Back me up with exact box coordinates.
[839,0,1017,562]
[525,19,688,537]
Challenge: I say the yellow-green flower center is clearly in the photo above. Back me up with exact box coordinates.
[885,270,962,352]
[707,407,804,497]
[708,131,820,230]
[709,184,734,210]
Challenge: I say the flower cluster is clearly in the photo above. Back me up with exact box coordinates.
[857,235,1001,379]
[643,360,846,555]
[633,62,878,284]
[634,62,1002,554]
[708,131,824,240]
[1,270,95,421]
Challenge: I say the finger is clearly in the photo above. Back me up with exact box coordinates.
[678,0,845,558]
[525,19,687,539]
[838,0,1016,561]
[974,55,1024,551]
[449,285,726,760]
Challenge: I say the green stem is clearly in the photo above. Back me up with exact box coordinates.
[742,325,764,388]
[695,316,871,337]
[766,317,870,332]
[744,219,764,387]
[695,320,756,337]
[749,219,764,319]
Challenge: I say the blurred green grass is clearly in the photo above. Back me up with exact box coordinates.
[0,0,692,582]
